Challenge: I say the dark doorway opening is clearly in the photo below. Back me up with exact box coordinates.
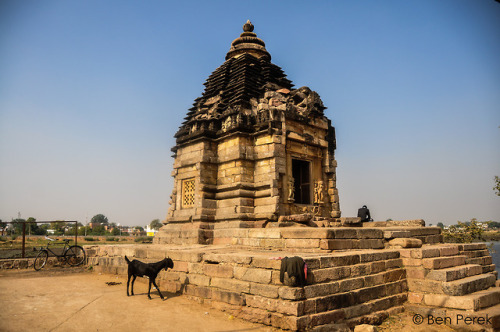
[292,159,311,204]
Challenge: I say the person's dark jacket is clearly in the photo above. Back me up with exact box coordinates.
[280,256,306,287]
[357,206,371,222]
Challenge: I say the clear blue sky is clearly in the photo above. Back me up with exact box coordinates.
[1,0,499,227]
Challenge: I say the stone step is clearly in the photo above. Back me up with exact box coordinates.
[405,301,500,330]
[467,255,493,266]
[302,293,407,329]
[421,255,466,269]
[426,264,483,282]
[309,280,407,315]
[408,273,497,296]
[304,268,406,298]
[442,273,497,296]
[399,245,459,259]
[411,288,500,311]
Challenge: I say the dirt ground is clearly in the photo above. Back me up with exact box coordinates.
[0,267,273,332]
[0,267,452,332]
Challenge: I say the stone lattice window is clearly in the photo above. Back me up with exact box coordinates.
[181,178,195,208]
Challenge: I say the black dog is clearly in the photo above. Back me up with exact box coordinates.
[125,256,174,300]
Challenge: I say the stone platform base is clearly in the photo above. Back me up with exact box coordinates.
[86,242,499,331]
[154,222,443,250]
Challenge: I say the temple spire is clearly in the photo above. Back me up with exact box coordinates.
[226,20,271,60]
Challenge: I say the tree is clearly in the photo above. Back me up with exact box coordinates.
[437,222,445,229]
[11,218,26,234]
[443,218,484,243]
[149,219,163,230]
[91,214,108,225]
[0,219,6,233]
[135,226,144,232]
[494,176,500,196]
[488,221,500,229]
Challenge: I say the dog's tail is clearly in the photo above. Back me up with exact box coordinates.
[125,255,130,264]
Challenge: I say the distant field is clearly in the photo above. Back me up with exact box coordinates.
[0,236,152,259]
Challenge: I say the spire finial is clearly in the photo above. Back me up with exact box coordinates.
[243,20,254,32]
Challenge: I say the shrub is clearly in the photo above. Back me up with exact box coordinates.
[134,236,153,243]
[443,219,484,243]
[84,237,96,242]
[106,236,116,242]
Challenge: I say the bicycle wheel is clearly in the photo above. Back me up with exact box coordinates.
[64,245,86,266]
[34,250,48,271]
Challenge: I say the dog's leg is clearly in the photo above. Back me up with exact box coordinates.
[147,279,152,300]
[131,275,137,296]
[152,279,164,300]
[127,274,131,296]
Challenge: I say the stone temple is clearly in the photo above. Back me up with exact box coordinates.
[155,20,340,244]
[85,22,500,331]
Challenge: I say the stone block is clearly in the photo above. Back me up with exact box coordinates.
[203,253,252,265]
[280,228,334,239]
[364,273,385,287]
[248,228,281,239]
[310,266,350,283]
[172,261,189,273]
[426,265,468,282]
[202,264,234,278]
[320,239,358,250]
[339,277,365,292]
[411,247,440,259]
[354,324,378,332]
[385,258,403,269]
[458,243,487,251]
[407,292,424,304]
[237,306,272,325]
[359,239,385,249]
[344,303,373,320]
[359,251,399,263]
[251,257,281,270]
[388,238,422,248]
[438,245,459,256]
[194,286,212,299]
[383,230,411,239]
[236,268,272,284]
[186,273,210,286]
[424,293,475,310]
[357,284,387,303]
[278,286,305,300]
[211,288,245,305]
[350,264,371,277]
[271,312,310,331]
[246,295,303,316]
[260,238,286,248]
[405,267,426,279]
[422,255,466,269]
[188,262,203,274]
[304,282,340,298]
[210,277,250,293]
[356,229,384,239]
[441,273,496,296]
[249,282,279,298]
[331,228,358,238]
[286,238,320,248]
[370,261,386,274]
[407,279,443,294]
[320,254,360,268]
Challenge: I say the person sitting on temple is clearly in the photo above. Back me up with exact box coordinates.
[357,205,372,222]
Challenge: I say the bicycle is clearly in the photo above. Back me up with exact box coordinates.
[33,236,86,271]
